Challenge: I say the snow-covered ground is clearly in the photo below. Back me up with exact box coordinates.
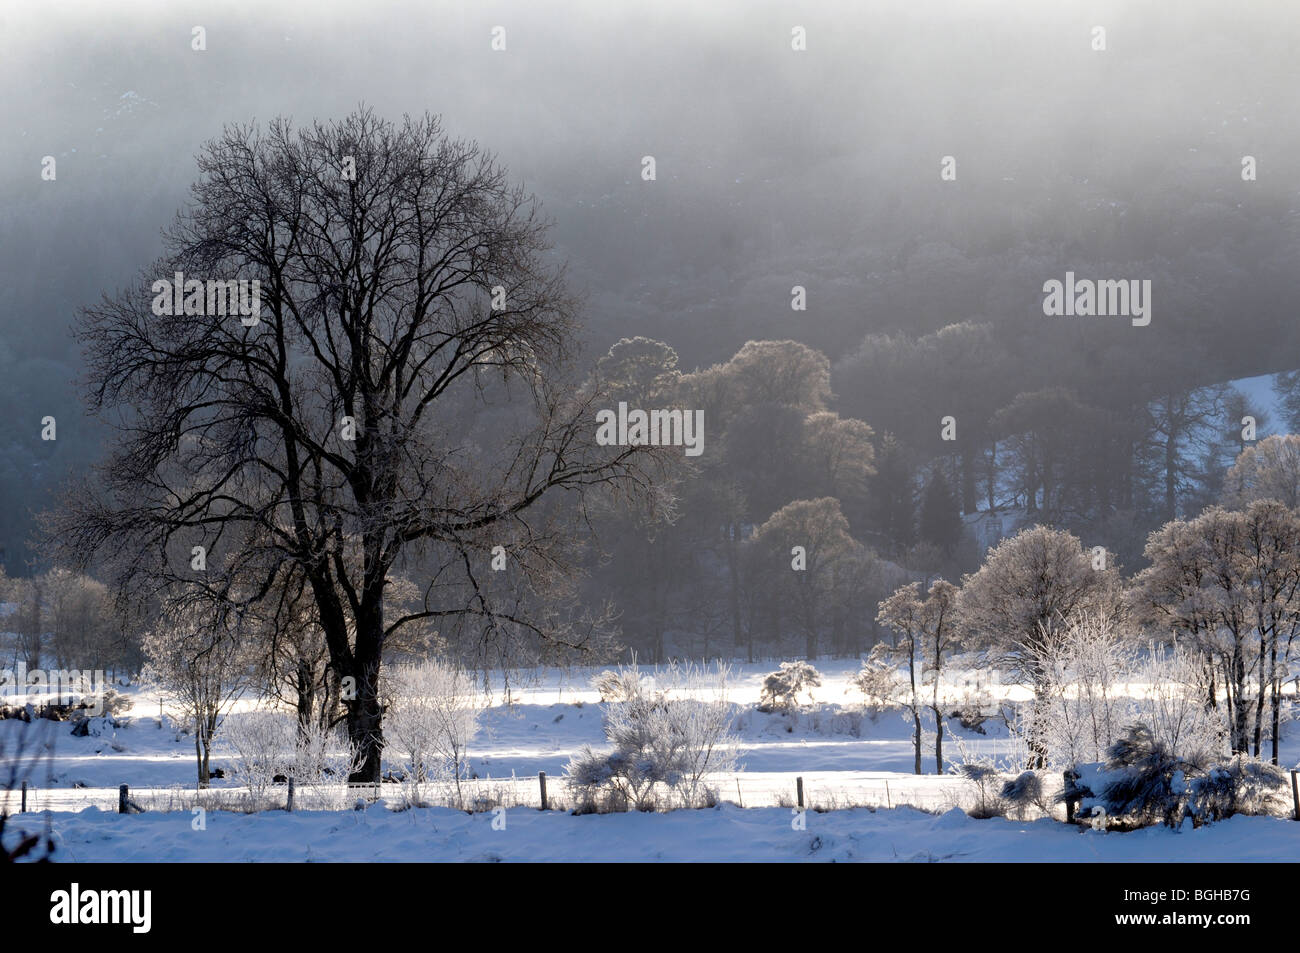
[1,659,1025,812]
[16,803,1300,863]
[3,658,1298,861]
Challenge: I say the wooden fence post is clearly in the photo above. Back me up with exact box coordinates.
[538,772,548,811]
[796,776,804,809]
[20,780,27,813]
[1291,770,1298,821]
[118,784,129,815]
[287,776,295,813]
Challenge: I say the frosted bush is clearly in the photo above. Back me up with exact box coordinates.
[957,761,1005,818]
[758,660,822,712]
[1017,617,1227,771]
[999,770,1052,819]
[290,717,355,782]
[1131,644,1228,765]
[567,662,741,812]
[591,668,641,702]
[1186,757,1290,825]
[1025,615,1133,768]
[222,709,297,805]
[849,651,904,713]
[1095,724,1195,829]
[384,660,485,807]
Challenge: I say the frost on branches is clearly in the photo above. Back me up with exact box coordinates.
[567,662,742,812]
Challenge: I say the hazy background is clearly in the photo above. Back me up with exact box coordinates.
[1,0,1298,589]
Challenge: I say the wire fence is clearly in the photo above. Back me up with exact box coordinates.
[5,770,1040,818]
[18,770,1298,822]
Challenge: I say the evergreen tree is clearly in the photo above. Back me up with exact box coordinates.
[918,470,963,554]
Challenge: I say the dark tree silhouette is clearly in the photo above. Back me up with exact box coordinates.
[52,109,661,781]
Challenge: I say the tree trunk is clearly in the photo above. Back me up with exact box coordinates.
[1232,650,1250,756]
[1028,688,1048,769]
[1269,638,1280,765]
[985,440,996,511]
[1271,676,1281,765]
[909,641,921,774]
[344,595,386,782]
[1252,632,1267,758]
[295,657,316,743]
[912,709,923,775]
[933,638,945,774]
[727,527,745,660]
[933,705,944,774]
[344,657,384,783]
[194,733,206,788]
[1163,399,1178,522]
[1268,634,1279,764]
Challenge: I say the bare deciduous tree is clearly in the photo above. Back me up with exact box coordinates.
[876,577,959,773]
[51,109,662,781]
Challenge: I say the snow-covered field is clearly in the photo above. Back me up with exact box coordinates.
[4,659,1298,861]
[2,660,1019,811]
[21,803,1300,863]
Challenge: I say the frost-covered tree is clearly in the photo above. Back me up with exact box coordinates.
[143,601,251,786]
[596,336,682,406]
[850,649,904,713]
[41,569,116,672]
[957,525,1123,766]
[1025,614,1134,768]
[1135,502,1300,761]
[1134,644,1228,764]
[1220,433,1300,510]
[801,411,876,508]
[383,659,485,806]
[875,578,960,773]
[222,709,297,804]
